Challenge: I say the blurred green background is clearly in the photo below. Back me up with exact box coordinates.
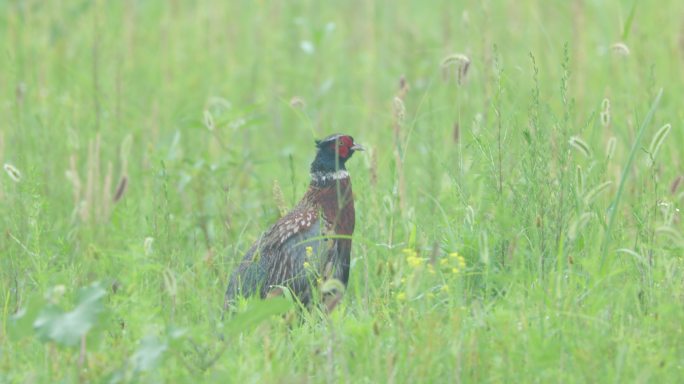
[2,0,684,382]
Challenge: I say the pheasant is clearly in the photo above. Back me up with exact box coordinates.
[224,134,363,310]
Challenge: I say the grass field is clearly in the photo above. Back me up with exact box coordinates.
[2,0,684,382]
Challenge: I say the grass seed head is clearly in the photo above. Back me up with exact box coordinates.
[397,76,409,99]
[392,97,406,124]
[655,226,684,246]
[671,175,683,195]
[646,123,671,166]
[441,54,470,68]
[3,163,22,182]
[144,237,154,256]
[584,181,613,205]
[289,96,306,109]
[465,205,475,227]
[575,165,584,195]
[113,175,128,202]
[600,98,611,127]
[569,136,592,158]
[441,53,471,84]
[568,212,594,240]
[203,110,215,131]
[610,42,630,56]
[601,98,611,111]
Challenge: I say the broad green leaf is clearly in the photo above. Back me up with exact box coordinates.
[33,282,107,346]
[8,294,47,341]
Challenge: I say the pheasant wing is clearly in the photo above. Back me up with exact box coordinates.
[261,207,328,305]
[224,206,325,307]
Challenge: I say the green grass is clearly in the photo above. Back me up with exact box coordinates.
[2,0,684,382]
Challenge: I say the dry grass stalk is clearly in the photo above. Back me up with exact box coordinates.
[606,136,617,160]
[0,131,4,199]
[671,175,683,195]
[575,165,584,195]
[115,134,132,203]
[370,148,378,188]
[392,97,406,124]
[65,155,82,211]
[15,83,26,104]
[113,176,128,202]
[392,76,409,215]
[84,138,96,221]
[102,162,113,219]
[68,133,131,224]
[465,205,475,228]
[94,134,102,220]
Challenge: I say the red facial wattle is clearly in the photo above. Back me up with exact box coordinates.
[329,136,354,158]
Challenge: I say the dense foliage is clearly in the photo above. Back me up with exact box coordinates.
[2,1,684,382]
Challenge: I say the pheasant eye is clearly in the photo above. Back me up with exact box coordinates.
[329,138,351,158]
[340,136,353,147]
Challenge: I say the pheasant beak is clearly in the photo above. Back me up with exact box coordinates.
[350,143,365,152]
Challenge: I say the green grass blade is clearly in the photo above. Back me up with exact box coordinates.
[622,1,638,40]
[600,88,663,271]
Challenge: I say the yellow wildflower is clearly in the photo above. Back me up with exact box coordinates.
[441,284,449,293]
[449,252,466,269]
[305,246,313,258]
[303,261,311,269]
[396,292,407,301]
[406,255,424,268]
[451,267,459,274]
[428,264,436,274]
[439,258,449,266]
